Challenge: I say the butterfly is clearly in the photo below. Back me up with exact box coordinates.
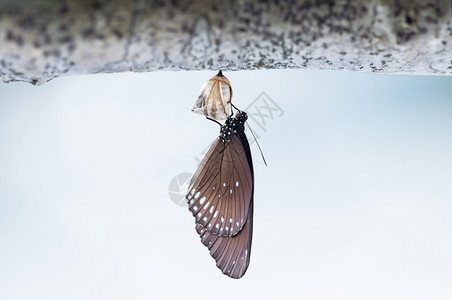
[186,110,254,279]
[192,70,232,121]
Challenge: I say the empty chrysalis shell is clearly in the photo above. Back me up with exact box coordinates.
[192,70,232,121]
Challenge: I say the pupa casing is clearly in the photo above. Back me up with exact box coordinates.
[192,70,232,120]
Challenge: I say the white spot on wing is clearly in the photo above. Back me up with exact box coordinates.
[195,192,200,199]
[235,181,239,187]
[199,196,206,205]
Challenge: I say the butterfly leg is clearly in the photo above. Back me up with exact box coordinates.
[231,102,241,113]
[206,116,222,126]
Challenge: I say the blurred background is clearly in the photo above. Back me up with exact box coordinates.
[0,70,451,299]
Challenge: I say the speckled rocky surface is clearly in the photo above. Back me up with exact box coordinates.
[1,0,451,84]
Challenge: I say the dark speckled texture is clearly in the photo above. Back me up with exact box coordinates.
[0,0,451,84]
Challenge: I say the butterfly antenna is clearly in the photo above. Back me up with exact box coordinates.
[246,122,267,166]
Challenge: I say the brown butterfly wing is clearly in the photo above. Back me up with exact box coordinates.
[196,201,253,279]
[187,135,252,237]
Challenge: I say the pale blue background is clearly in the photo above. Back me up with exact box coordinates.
[1,70,451,299]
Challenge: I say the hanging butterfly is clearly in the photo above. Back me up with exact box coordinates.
[192,70,232,121]
[186,109,254,279]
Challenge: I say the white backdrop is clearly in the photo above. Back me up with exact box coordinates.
[1,70,452,299]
